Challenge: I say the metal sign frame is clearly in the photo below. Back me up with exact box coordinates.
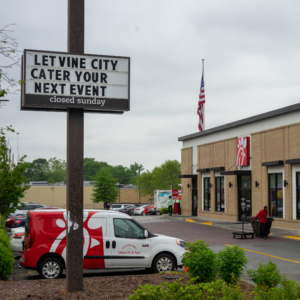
[21,49,130,114]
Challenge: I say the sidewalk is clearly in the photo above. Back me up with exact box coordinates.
[163,214,300,238]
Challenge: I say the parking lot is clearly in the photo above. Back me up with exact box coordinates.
[11,214,300,284]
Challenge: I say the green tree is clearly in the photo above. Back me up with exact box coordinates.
[91,167,118,204]
[0,24,23,104]
[46,157,66,183]
[0,126,29,226]
[152,160,181,189]
[134,170,155,197]
[83,158,110,181]
[24,158,48,181]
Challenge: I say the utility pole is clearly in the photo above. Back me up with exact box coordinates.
[66,0,84,292]
[138,165,141,204]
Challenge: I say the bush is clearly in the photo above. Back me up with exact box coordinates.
[127,279,245,300]
[218,245,248,284]
[0,229,14,280]
[160,208,174,214]
[253,277,300,300]
[247,261,282,288]
[181,240,218,283]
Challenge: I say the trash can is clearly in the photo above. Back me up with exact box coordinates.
[250,216,274,237]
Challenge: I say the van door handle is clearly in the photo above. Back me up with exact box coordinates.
[112,241,116,249]
[106,241,110,249]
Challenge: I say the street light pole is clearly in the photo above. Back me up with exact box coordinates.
[138,165,141,204]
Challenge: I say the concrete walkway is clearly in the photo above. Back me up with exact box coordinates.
[163,214,300,238]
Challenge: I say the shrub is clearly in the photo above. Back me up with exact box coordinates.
[247,261,282,288]
[217,245,248,284]
[127,279,245,300]
[181,240,218,283]
[253,277,300,300]
[0,229,14,280]
[160,208,174,214]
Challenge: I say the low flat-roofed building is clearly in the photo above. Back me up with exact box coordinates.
[178,102,300,230]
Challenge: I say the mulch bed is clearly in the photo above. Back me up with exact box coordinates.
[0,273,254,300]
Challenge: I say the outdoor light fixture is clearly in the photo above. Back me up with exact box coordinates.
[187,184,190,188]
[229,182,233,188]
[284,180,288,187]
[209,183,212,188]
[255,181,259,188]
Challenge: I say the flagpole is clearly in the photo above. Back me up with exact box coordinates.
[202,59,205,131]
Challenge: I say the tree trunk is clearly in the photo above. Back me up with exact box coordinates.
[1,214,5,226]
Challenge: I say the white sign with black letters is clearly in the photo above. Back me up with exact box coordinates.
[21,50,130,112]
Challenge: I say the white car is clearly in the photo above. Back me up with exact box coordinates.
[133,205,151,215]
[10,202,47,217]
[10,227,25,253]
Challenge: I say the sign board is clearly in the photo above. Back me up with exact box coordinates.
[172,189,179,197]
[21,50,130,113]
[236,137,250,166]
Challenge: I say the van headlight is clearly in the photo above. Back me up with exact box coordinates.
[176,240,187,249]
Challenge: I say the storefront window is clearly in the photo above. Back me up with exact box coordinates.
[269,173,283,218]
[297,172,300,220]
[215,177,224,212]
[203,177,211,211]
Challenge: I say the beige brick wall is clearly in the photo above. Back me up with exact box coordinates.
[21,186,151,209]
[181,147,193,215]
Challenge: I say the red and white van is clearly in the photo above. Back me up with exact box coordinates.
[20,209,186,279]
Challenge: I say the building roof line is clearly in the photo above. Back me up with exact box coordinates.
[178,102,300,141]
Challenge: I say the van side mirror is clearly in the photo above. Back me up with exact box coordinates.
[144,230,148,238]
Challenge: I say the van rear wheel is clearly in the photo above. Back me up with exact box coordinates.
[38,257,63,279]
[152,253,175,273]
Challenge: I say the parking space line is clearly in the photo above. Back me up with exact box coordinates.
[28,271,38,273]
[284,236,300,240]
[225,244,300,264]
[201,222,212,225]
[186,219,195,222]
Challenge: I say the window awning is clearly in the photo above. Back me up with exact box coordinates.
[220,170,251,176]
[285,159,300,165]
[210,167,225,171]
[178,174,198,179]
[197,168,210,172]
[261,160,284,167]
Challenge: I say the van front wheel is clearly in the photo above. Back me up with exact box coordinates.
[152,253,175,273]
[38,257,63,279]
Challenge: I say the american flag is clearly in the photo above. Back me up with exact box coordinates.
[197,73,205,131]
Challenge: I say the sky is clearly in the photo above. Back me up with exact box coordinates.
[1,0,300,171]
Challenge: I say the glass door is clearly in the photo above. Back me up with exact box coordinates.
[192,178,198,216]
[238,175,251,221]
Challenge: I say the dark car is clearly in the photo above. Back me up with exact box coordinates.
[117,205,135,215]
[148,207,162,216]
[12,217,26,228]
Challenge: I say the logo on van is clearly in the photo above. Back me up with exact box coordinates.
[236,137,250,166]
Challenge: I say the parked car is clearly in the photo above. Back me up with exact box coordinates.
[117,206,135,215]
[10,202,47,217]
[10,227,25,253]
[20,209,186,279]
[12,217,26,228]
[35,207,60,210]
[6,215,26,228]
[133,205,152,215]
[143,205,154,216]
[110,204,134,211]
[147,207,162,216]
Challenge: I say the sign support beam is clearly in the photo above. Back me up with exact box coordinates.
[66,0,84,292]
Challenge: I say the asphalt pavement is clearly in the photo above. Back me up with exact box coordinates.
[11,214,300,284]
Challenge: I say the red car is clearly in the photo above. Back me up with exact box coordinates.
[143,205,154,215]
[6,215,26,228]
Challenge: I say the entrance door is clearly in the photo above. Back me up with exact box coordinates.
[192,178,198,216]
[238,175,252,220]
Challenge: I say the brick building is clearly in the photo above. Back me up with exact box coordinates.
[178,103,300,230]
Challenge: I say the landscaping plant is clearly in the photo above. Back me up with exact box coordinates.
[181,240,218,283]
[247,260,282,289]
[218,245,248,284]
[0,229,14,280]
